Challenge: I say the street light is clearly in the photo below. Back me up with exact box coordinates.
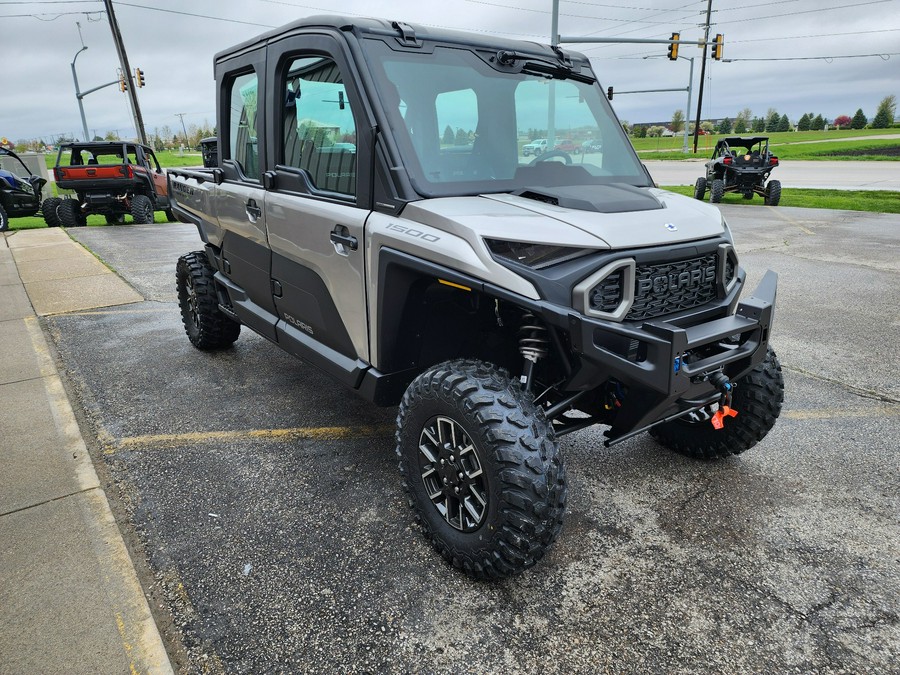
[71,24,90,142]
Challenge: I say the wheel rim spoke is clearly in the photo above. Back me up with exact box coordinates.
[417,415,488,532]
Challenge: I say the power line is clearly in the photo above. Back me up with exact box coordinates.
[728,28,900,44]
[112,2,276,27]
[724,52,899,62]
[716,0,894,25]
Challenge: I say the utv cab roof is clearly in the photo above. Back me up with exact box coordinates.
[717,137,770,150]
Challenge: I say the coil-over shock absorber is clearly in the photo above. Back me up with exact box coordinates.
[518,312,549,393]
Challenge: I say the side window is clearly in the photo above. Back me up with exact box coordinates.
[228,71,260,180]
[282,56,356,196]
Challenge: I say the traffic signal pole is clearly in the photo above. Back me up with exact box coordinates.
[103,0,147,144]
[692,0,714,154]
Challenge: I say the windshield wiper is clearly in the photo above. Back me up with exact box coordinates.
[496,50,595,84]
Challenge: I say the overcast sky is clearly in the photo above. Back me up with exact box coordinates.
[1,0,898,142]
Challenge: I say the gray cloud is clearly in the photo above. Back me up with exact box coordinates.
[1,0,897,142]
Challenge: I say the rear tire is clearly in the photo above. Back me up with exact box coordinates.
[176,250,240,350]
[42,198,62,227]
[0,204,8,232]
[710,178,725,204]
[57,199,86,227]
[131,194,154,224]
[765,180,782,206]
[693,177,707,200]
[650,348,784,459]
[396,359,567,579]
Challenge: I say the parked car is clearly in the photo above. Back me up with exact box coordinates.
[522,138,547,156]
[553,139,577,152]
[581,139,603,153]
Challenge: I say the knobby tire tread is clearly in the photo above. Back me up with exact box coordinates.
[396,359,567,579]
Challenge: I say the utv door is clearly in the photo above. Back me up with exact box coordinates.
[214,50,278,340]
[264,35,372,387]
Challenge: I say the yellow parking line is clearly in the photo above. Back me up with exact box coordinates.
[98,405,900,455]
[103,424,394,454]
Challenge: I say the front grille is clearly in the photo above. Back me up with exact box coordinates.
[627,253,718,321]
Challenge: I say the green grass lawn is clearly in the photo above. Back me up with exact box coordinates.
[661,185,900,213]
[633,129,900,161]
[42,149,204,171]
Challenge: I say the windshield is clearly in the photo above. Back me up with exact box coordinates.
[362,40,649,197]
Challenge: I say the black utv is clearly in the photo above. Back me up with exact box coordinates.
[0,147,47,231]
[695,136,781,206]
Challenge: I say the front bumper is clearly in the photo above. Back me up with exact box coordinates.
[563,269,777,443]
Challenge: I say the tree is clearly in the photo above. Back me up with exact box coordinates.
[765,108,780,132]
[442,125,454,145]
[454,127,468,145]
[872,94,897,129]
[717,117,732,134]
[833,115,851,129]
[851,108,868,129]
[752,117,766,132]
[733,117,747,134]
[620,120,631,135]
[777,114,791,132]
[797,113,811,132]
[636,125,647,138]
[671,110,685,134]
[736,108,753,125]
[811,114,825,131]
[700,120,715,134]
[647,126,666,138]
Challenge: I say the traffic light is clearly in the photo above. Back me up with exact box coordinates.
[607,86,614,101]
[713,34,724,60]
[668,32,680,61]
[135,68,145,88]
[118,73,127,92]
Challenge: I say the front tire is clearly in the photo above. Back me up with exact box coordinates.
[710,178,725,204]
[131,194,154,224]
[0,204,8,232]
[397,359,567,579]
[42,198,62,227]
[650,348,784,459]
[693,176,707,200]
[765,180,782,206]
[176,250,240,350]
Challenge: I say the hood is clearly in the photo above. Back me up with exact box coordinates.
[402,186,725,251]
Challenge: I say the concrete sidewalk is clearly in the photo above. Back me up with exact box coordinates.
[0,228,171,673]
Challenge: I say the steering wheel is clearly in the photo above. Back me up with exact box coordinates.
[530,150,572,166]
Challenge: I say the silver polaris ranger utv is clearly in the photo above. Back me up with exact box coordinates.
[169,16,784,579]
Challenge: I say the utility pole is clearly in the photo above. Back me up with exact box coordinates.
[174,113,189,147]
[71,23,90,142]
[692,0,714,154]
[103,0,147,144]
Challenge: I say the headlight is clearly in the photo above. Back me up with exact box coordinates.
[485,238,592,269]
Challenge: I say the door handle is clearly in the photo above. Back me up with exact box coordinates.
[246,198,262,222]
[330,227,358,251]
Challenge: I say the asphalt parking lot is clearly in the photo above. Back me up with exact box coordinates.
[48,205,899,672]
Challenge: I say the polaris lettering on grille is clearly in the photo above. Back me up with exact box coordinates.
[637,265,716,296]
